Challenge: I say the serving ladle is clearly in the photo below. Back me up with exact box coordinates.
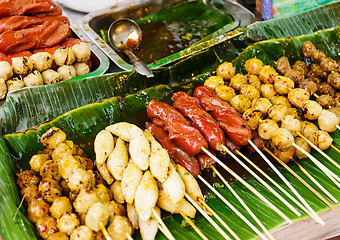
[108,18,154,78]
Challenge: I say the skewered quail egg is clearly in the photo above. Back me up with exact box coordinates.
[318,109,340,132]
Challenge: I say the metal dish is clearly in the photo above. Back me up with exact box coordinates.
[81,0,255,72]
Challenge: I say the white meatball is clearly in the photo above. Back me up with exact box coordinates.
[54,47,75,66]
[42,69,62,85]
[230,95,251,113]
[73,188,99,214]
[12,56,33,76]
[268,104,288,123]
[70,226,94,240]
[68,168,95,191]
[272,128,294,150]
[308,130,333,150]
[240,84,260,101]
[302,100,322,121]
[50,196,72,219]
[294,137,310,159]
[287,88,310,108]
[57,65,77,81]
[30,52,53,72]
[74,63,90,76]
[258,119,279,140]
[57,212,80,235]
[242,108,263,130]
[23,70,44,87]
[252,98,272,116]
[107,216,133,240]
[0,61,13,80]
[6,78,24,92]
[273,76,294,95]
[71,42,91,62]
[301,121,318,138]
[85,202,110,232]
[318,110,340,132]
[281,115,301,137]
[273,146,294,163]
[260,83,278,100]
[0,78,7,99]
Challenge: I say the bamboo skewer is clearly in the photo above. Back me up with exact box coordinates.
[196,197,241,240]
[297,133,340,171]
[158,225,171,239]
[212,166,276,240]
[222,145,300,217]
[201,147,292,224]
[331,144,340,154]
[291,158,338,204]
[248,140,324,225]
[13,193,26,221]
[152,209,176,240]
[184,192,233,240]
[179,210,209,240]
[99,222,112,240]
[265,148,340,218]
[292,143,340,188]
[125,233,134,240]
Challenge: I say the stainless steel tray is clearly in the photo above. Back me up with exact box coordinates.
[80,0,255,72]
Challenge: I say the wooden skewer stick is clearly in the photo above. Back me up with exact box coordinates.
[99,222,112,240]
[179,210,209,240]
[201,147,292,224]
[337,125,340,132]
[297,133,340,171]
[184,192,233,240]
[197,195,241,240]
[224,146,300,216]
[266,148,340,218]
[125,233,134,240]
[291,158,338,204]
[152,208,176,240]
[292,142,340,188]
[13,193,26,221]
[158,224,172,240]
[208,167,275,240]
[331,144,340,154]
[236,150,320,222]
[248,141,324,225]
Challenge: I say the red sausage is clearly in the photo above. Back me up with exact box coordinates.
[196,151,216,170]
[147,100,208,156]
[0,16,43,33]
[194,86,252,146]
[145,122,201,178]
[172,91,225,151]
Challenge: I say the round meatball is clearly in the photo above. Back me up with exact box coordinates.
[23,70,44,87]
[246,74,261,89]
[0,61,13,80]
[292,60,309,75]
[311,50,326,63]
[244,58,264,75]
[259,65,278,84]
[215,85,236,102]
[327,71,340,90]
[57,213,80,236]
[204,76,224,90]
[272,128,294,151]
[40,160,61,181]
[107,216,133,240]
[12,56,33,75]
[318,109,340,132]
[274,146,294,163]
[287,88,310,108]
[268,104,288,124]
[47,232,69,240]
[6,78,24,92]
[281,115,301,137]
[17,170,41,188]
[0,78,6,100]
[20,184,39,203]
[302,100,322,120]
[70,225,94,240]
[73,188,99,214]
[54,47,75,66]
[29,154,50,173]
[240,84,260,101]
[284,69,304,84]
[299,79,318,95]
[252,98,272,116]
[294,137,310,159]
[320,57,338,72]
[36,216,58,239]
[310,64,327,79]
[308,130,333,150]
[301,121,319,138]
[42,69,62,85]
[216,62,235,80]
[230,95,251,113]
[317,94,335,109]
[85,202,110,232]
[242,108,263,130]
[274,76,294,95]
[73,62,90,77]
[71,42,91,63]
[50,196,72,219]
[287,107,302,120]
[276,56,291,75]
[301,40,316,58]
[57,65,77,81]
[30,52,53,72]
[68,168,95,191]
[229,73,247,91]
[271,96,291,107]
[329,106,340,117]
[258,119,279,140]
[39,178,62,203]
[317,83,334,96]
[27,198,50,223]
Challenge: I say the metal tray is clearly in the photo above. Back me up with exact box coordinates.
[80,0,255,72]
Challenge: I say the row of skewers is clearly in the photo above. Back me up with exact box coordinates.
[16,39,340,240]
